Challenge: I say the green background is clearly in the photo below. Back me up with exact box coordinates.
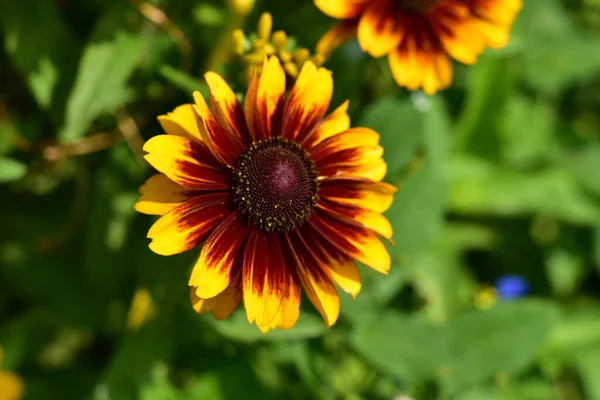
[2,0,600,399]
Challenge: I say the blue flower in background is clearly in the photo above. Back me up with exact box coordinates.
[494,275,530,300]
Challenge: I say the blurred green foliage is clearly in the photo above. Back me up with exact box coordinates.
[2,0,600,399]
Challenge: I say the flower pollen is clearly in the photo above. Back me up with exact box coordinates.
[232,137,319,232]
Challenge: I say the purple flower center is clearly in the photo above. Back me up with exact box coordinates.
[231,137,319,232]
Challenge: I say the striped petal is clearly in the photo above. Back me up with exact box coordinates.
[319,176,397,213]
[147,193,230,256]
[389,33,453,95]
[135,174,194,216]
[435,7,486,65]
[244,57,286,141]
[357,3,403,57]
[283,233,340,327]
[258,272,301,333]
[193,91,241,168]
[315,0,370,19]
[143,135,229,190]
[320,159,388,182]
[282,62,333,143]
[311,127,380,161]
[299,224,361,297]
[189,212,251,299]
[158,104,203,142]
[301,100,350,150]
[205,72,251,146]
[309,209,391,274]
[190,268,242,320]
[317,200,393,241]
[243,230,288,328]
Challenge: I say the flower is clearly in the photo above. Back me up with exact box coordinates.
[315,0,522,94]
[233,13,325,82]
[473,284,497,310]
[0,345,24,400]
[126,288,156,331]
[494,274,529,300]
[135,57,395,332]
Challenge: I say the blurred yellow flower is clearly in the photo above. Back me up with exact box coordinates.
[227,0,255,16]
[233,12,326,82]
[0,345,24,400]
[315,0,522,94]
[126,288,156,331]
[474,284,498,310]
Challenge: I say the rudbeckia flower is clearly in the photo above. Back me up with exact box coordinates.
[315,0,522,94]
[0,345,24,400]
[135,57,395,332]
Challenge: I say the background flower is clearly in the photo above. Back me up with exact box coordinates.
[315,0,522,93]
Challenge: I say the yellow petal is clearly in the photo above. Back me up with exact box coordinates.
[284,233,340,327]
[320,159,388,182]
[157,104,203,142]
[192,91,241,168]
[253,57,286,140]
[299,225,362,297]
[204,71,250,146]
[357,3,403,57]
[309,209,391,275]
[314,0,370,19]
[282,62,333,143]
[317,201,393,241]
[134,174,191,216]
[189,212,250,299]
[260,275,301,332]
[302,100,350,149]
[190,271,242,320]
[143,135,229,189]
[319,177,397,213]
[147,193,230,256]
[243,230,286,327]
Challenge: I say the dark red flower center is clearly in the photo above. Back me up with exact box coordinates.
[231,137,319,232]
[395,0,439,12]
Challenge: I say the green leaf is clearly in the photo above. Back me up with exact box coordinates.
[351,312,442,383]
[0,156,26,182]
[543,305,600,360]
[522,38,600,94]
[574,349,600,400]
[369,96,449,305]
[500,95,557,167]
[351,300,559,392]
[568,144,600,197]
[439,300,560,394]
[449,156,600,224]
[59,32,142,142]
[103,327,173,399]
[454,55,514,159]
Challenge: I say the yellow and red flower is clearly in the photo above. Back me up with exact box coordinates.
[315,0,522,94]
[135,57,395,332]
